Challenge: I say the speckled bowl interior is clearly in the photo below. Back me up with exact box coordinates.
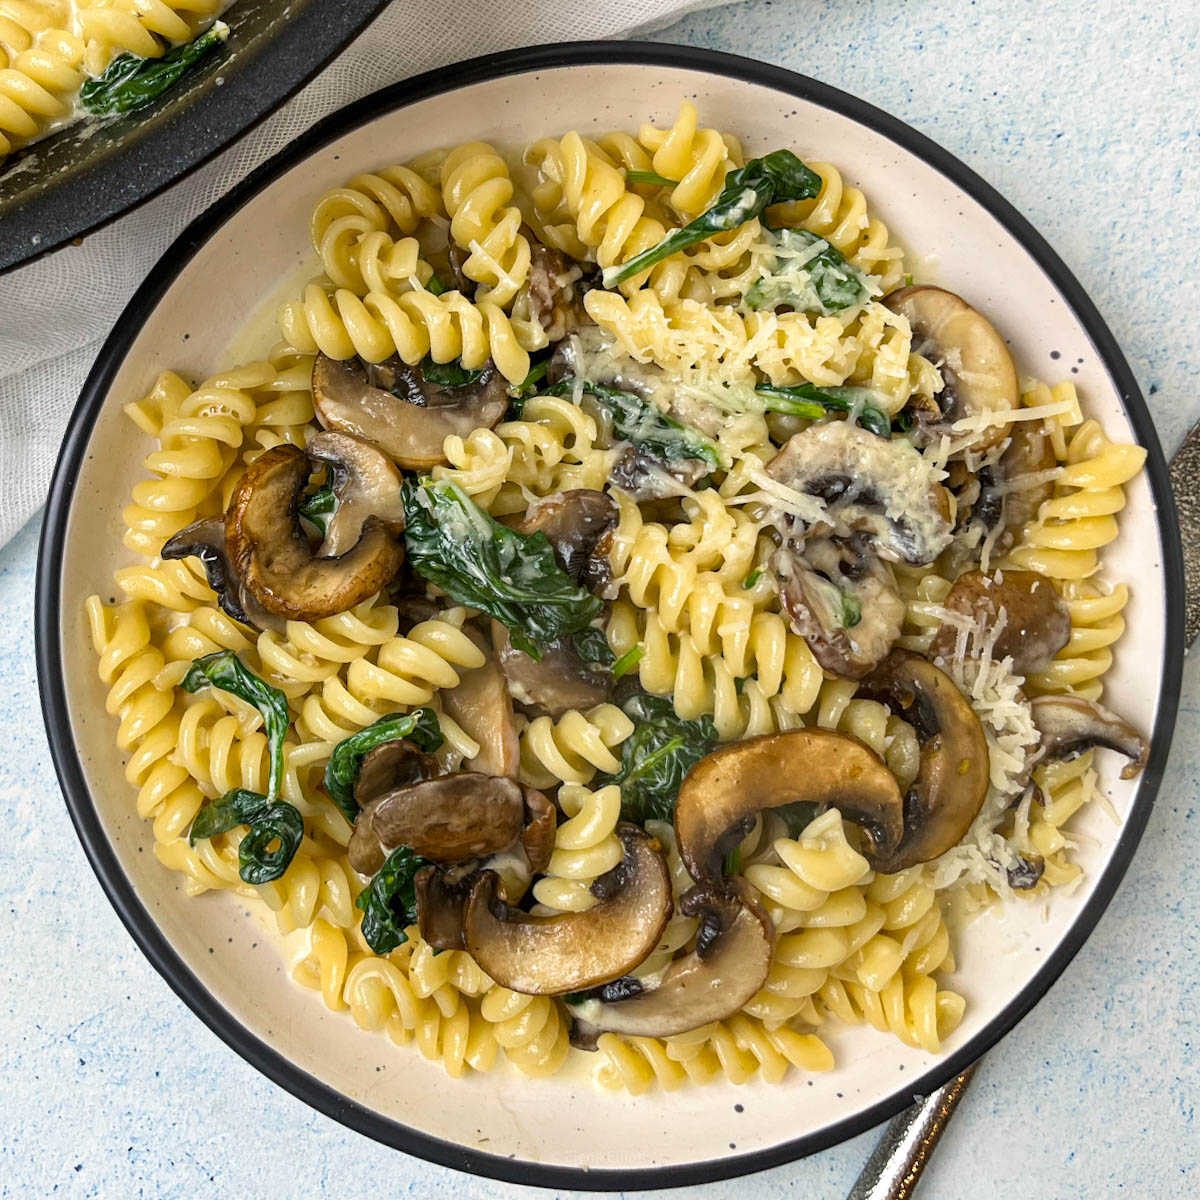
[38,45,1180,1189]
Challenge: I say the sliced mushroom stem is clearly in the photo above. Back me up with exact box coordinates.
[567,880,774,1042]
[461,824,672,995]
[673,728,905,882]
[857,649,991,872]
[439,629,519,778]
[1030,695,1148,780]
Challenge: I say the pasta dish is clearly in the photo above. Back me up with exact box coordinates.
[86,101,1149,1092]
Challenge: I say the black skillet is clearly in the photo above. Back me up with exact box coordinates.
[0,0,389,274]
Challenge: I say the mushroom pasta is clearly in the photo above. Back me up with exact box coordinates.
[87,100,1150,1091]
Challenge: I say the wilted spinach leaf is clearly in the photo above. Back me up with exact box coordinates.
[181,651,289,800]
[81,23,228,115]
[421,355,486,388]
[545,378,720,468]
[755,382,892,439]
[402,478,604,660]
[604,150,821,288]
[356,846,432,954]
[745,227,870,315]
[600,693,718,824]
[323,709,444,824]
[298,481,337,534]
[188,787,303,885]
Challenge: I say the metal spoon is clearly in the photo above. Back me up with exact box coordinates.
[847,420,1200,1199]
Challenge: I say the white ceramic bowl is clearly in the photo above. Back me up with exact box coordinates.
[36,42,1184,1190]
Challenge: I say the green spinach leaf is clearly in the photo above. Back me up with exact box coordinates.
[624,169,679,187]
[80,22,229,116]
[745,227,870,315]
[298,481,337,534]
[421,355,486,388]
[611,645,644,679]
[323,709,444,824]
[181,651,289,800]
[603,150,822,288]
[356,846,432,954]
[402,478,604,660]
[545,378,719,468]
[755,382,892,439]
[600,693,718,824]
[188,788,303,885]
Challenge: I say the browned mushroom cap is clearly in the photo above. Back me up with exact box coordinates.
[439,633,519,778]
[311,353,509,471]
[566,880,774,1042]
[929,570,1070,675]
[766,420,953,566]
[516,489,617,588]
[462,824,672,995]
[856,649,991,872]
[352,739,438,808]
[161,516,283,632]
[1029,695,1148,780]
[347,773,525,876]
[305,431,406,558]
[225,444,405,621]
[774,534,905,679]
[520,785,557,875]
[885,285,1018,455]
[674,729,904,883]
[494,623,612,718]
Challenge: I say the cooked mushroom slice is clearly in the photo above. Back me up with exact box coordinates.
[766,420,952,565]
[414,866,472,951]
[1006,853,1045,890]
[348,773,525,876]
[520,786,557,875]
[609,445,711,503]
[929,569,1070,675]
[462,824,672,995]
[310,353,508,471]
[885,285,1018,455]
[305,431,406,557]
[494,624,612,717]
[674,728,904,883]
[352,739,438,808]
[856,650,991,872]
[774,533,905,678]
[226,444,404,621]
[439,637,519,778]
[517,489,617,588]
[526,246,593,342]
[161,516,282,632]
[1029,695,1148,780]
[567,881,774,1043]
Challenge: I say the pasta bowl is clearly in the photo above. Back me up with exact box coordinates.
[35,42,1183,1188]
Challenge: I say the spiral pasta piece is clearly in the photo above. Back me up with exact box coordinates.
[637,99,743,217]
[518,705,633,789]
[441,141,532,306]
[77,0,225,75]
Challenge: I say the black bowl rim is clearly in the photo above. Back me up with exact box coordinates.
[35,39,1184,1191]
[0,0,390,275]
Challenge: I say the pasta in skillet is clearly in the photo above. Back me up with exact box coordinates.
[0,0,233,162]
[87,99,1150,1091]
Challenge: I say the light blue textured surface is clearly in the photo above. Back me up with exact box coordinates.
[2,0,1197,1195]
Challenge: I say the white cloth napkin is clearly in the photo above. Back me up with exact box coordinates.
[0,0,721,547]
